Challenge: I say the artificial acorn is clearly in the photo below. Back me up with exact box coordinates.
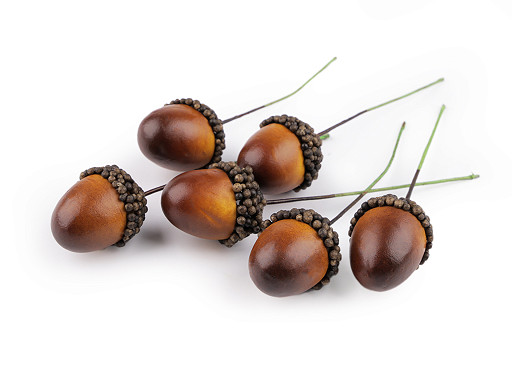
[51,165,148,253]
[348,195,431,291]
[238,115,322,194]
[249,209,341,297]
[161,161,266,247]
[347,105,446,291]
[137,58,337,172]
[138,99,225,171]
[238,78,445,195]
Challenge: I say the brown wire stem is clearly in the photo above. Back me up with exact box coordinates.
[144,184,165,197]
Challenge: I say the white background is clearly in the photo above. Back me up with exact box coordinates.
[1,1,511,383]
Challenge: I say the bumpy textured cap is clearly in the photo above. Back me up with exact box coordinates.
[79,165,148,247]
[208,161,266,247]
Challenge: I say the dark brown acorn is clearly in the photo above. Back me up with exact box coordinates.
[348,105,445,291]
[238,78,444,195]
[137,59,337,172]
[249,209,340,297]
[349,196,431,291]
[161,161,266,247]
[51,166,147,253]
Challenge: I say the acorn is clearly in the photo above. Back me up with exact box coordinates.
[137,58,337,172]
[161,161,266,247]
[248,121,408,297]
[238,115,323,194]
[249,209,341,297]
[348,195,431,291]
[238,78,444,195]
[348,105,446,291]
[51,165,148,253]
[138,99,225,171]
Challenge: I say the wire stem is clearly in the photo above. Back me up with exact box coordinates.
[221,57,337,124]
[317,77,444,136]
[330,122,406,224]
[406,104,445,199]
[266,174,479,205]
[144,184,165,196]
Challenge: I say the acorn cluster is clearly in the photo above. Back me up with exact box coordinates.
[80,165,148,247]
[348,193,433,264]
[262,208,341,290]
[209,161,266,247]
[259,115,323,191]
[168,98,225,167]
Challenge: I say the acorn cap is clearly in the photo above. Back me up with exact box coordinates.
[259,115,323,192]
[348,194,433,265]
[208,161,266,247]
[167,98,225,168]
[261,208,341,290]
[79,165,148,247]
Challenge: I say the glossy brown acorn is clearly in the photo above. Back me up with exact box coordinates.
[350,205,427,291]
[248,208,340,297]
[138,103,217,171]
[238,123,305,194]
[161,168,236,240]
[51,174,126,252]
[160,161,266,246]
[238,115,323,195]
[249,219,328,297]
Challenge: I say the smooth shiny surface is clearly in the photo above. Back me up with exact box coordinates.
[238,123,305,195]
[350,206,426,291]
[51,175,126,253]
[161,169,237,240]
[249,219,328,297]
[138,104,215,171]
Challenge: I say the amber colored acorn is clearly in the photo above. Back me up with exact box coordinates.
[349,105,446,291]
[160,161,266,247]
[249,121,408,297]
[51,165,147,253]
[238,78,445,195]
[137,58,337,172]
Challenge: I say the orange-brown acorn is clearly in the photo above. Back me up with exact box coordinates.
[161,161,266,247]
[249,209,341,297]
[348,194,432,291]
[238,115,323,195]
[51,165,147,253]
[138,99,225,171]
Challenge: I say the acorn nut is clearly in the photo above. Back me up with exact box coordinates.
[249,209,341,297]
[138,99,225,171]
[238,115,323,195]
[161,161,266,247]
[51,165,147,252]
[349,194,432,291]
